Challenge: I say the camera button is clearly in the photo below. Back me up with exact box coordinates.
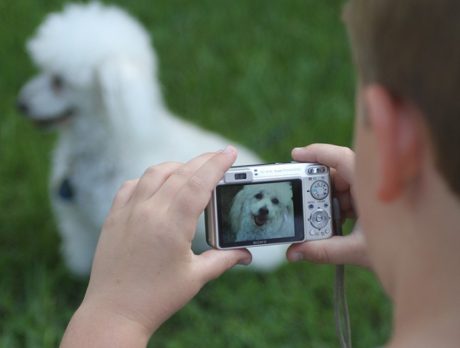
[310,210,329,229]
[310,180,329,200]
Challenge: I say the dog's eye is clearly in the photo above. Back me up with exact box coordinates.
[51,75,64,93]
[255,193,263,200]
[272,198,279,205]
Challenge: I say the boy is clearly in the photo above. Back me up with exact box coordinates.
[61,1,460,346]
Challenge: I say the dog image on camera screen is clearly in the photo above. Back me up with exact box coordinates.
[229,182,295,242]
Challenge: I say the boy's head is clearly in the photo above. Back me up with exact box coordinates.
[344,0,460,196]
[343,0,460,293]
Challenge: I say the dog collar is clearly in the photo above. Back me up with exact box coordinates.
[58,177,75,201]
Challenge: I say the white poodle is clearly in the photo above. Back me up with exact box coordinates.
[230,183,295,242]
[17,3,288,275]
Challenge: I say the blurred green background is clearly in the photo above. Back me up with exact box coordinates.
[0,0,391,346]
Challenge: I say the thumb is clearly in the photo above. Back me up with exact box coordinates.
[196,249,252,283]
[286,233,371,268]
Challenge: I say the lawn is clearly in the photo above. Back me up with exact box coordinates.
[0,0,391,347]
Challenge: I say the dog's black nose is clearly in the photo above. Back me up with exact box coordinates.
[259,207,269,216]
[16,100,29,115]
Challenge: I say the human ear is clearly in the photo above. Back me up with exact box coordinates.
[364,85,422,202]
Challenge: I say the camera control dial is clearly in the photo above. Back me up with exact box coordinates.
[310,209,330,229]
[310,180,329,200]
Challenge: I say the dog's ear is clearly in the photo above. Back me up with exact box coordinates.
[97,59,163,139]
[284,184,294,214]
[229,189,247,233]
[286,200,293,214]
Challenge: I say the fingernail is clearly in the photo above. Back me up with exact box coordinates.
[292,147,302,155]
[221,145,236,156]
[290,252,303,262]
[238,256,252,266]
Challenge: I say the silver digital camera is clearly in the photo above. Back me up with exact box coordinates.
[205,162,334,249]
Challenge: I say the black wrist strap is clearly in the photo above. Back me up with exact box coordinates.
[332,197,352,348]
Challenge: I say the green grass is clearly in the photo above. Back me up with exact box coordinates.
[0,0,391,346]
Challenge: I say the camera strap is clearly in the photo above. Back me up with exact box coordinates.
[332,197,352,348]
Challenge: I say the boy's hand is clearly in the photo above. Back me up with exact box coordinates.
[61,146,251,347]
[287,144,371,268]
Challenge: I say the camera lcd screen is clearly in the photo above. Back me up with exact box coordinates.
[216,179,304,248]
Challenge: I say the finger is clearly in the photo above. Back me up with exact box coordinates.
[334,208,357,224]
[286,233,371,268]
[195,248,252,283]
[292,144,355,184]
[110,179,139,210]
[336,191,354,216]
[160,146,237,223]
[132,162,183,202]
[152,151,223,204]
[329,167,352,194]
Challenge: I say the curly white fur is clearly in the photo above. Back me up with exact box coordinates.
[230,183,295,242]
[17,3,288,275]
